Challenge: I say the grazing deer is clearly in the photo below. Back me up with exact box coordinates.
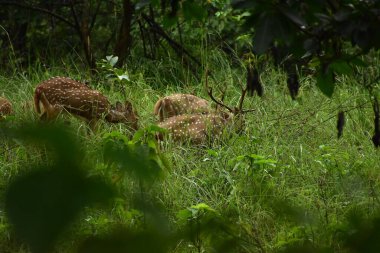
[34,77,139,130]
[154,93,210,122]
[0,97,12,118]
[156,69,255,144]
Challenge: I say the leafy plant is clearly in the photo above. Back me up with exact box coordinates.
[102,128,168,185]
[97,55,131,83]
[229,153,277,177]
[177,203,241,252]
[1,123,115,253]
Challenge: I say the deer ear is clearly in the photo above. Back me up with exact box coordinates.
[114,101,123,111]
[221,111,232,120]
[124,100,133,111]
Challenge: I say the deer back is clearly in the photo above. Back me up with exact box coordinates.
[154,93,210,121]
[0,97,12,117]
[34,77,138,130]
[34,77,110,121]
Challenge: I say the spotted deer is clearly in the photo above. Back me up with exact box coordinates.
[156,69,255,144]
[0,97,12,118]
[154,93,211,122]
[34,77,139,130]
[157,113,232,144]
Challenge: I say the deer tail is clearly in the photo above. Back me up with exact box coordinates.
[154,99,165,121]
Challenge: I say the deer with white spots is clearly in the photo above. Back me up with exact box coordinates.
[156,70,255,144]
[34,77,139,130]
[0,97,12,118]
[157,112,232,144]
[154,93,211,122]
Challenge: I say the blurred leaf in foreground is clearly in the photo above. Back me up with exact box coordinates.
[103,129,167,184]
[2,123,115,253]
[77,225,173,253]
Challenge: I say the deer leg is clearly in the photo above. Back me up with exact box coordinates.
[39,92,63,121]
[40,111,48,120]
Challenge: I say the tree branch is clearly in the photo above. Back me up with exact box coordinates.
[0,1,75,29]
[141,13,202,67]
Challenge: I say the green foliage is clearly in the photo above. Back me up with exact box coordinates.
[0,24,380,252]
[1,124,115,253]
[316,68,335,97]
[102,127,167,184]
[77,225,173,253]
[177,203,240,252]
[97,55,130,82]
[228,153,277,180]
[232,0,380,97]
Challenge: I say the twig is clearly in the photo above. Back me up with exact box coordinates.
[141,13,202,67]
[0,1,75,29]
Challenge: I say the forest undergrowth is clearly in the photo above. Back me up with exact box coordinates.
[0,52,379,253]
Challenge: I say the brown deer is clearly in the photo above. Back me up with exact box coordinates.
[34,77,139,130]
[0,97,12,118]
[156,69,255,144]
[154,93,211,122]
[157,113,232,144]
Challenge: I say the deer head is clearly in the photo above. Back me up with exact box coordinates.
[0,97,12,118]
[204,69,255,132]
[106,100,139,130]
[34,77,138,130]
[154,93,211,122]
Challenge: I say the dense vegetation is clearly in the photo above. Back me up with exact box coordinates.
[0,1,379,252]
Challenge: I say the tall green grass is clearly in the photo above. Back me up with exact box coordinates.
[0,51,379,252]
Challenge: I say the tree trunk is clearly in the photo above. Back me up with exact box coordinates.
[113,0,134,67]
[81,0,96,70]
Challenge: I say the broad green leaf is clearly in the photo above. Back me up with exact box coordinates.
[316,69,335,97]
[253,12,290,54]
[106,55,118,67]
[253,13,275,54]
[5,167,114,253]
[330,60,352,75]
[117,74,130,81]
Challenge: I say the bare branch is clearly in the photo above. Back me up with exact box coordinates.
[0,1,75,29]
[141,13,202,67]
[69,0,82,34]
[89,0,102,33]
